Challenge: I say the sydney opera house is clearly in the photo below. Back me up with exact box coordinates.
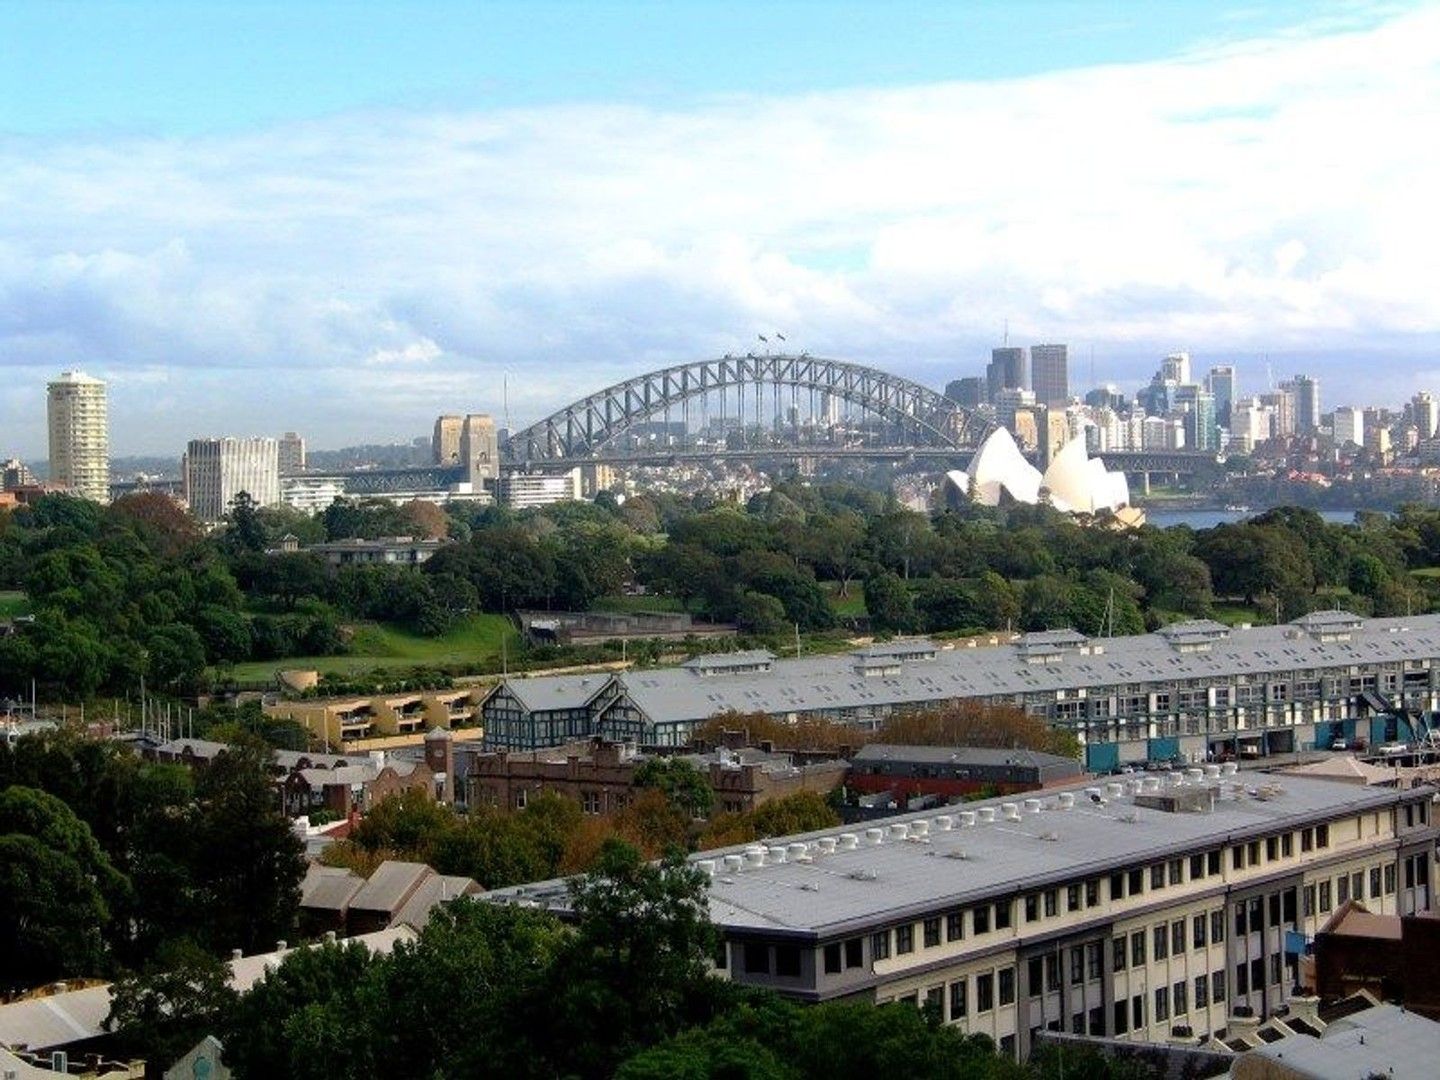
[943,427,1143,524]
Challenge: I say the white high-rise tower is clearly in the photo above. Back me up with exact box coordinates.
[47,370,110,502]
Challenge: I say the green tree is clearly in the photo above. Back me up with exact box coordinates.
[105,941,239,1068]
[736,590,789,635]
[224,491,268,554]
[865,571,920,634]
[0,786,129,989]
[634,757,715,819]
[189,740,305,956]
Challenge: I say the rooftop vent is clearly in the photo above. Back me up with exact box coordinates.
[959,810,978,827]
[934,815,955,831]
[722,854,744,873]
[865,828,885,845]
[816,837,838,855]
[889,822,910,841]
[837,833,859,851]
[1057,792,1076,810]
[1024,798,1043,814]
[976,807,997,824]
[1001,802,1022,821]
[909,820,930,838]
[788,842,810,862]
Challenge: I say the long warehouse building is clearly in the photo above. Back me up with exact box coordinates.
[481,611,1440,770]
[489,768,1440,1063]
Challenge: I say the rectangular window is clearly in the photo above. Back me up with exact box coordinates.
[845,939,863,968]
[744,943,770,974]
[1248,841,1261,866]
[924,986,944,1017]
[1133,994,1144,1031]
[871,931,890,961]
[1303,885,1316,917]
[1317,823,1330,848]
[924,917,941,948]
[1266,836,1279,862]
[1151,864,1166,890]
[1129,868,1144,895]
[1072,1012,1084,1036]
[1370,867,1382,900]
[946,911,964,942]
[1153,924,1169,961]
[775,945,801,978]
[949,979,967,1019]
[1086,941,1102,981]
[1089,1006,1105,1036]
[824,943,841,974]
[1193,914,1207,950]
[896,924,914,955]
[1028,957,1043,997]
[1068,884,1082,912]
[1070,946,1085,985]
[1046,953,1061,993]
[1385,863,1397,895]
[1173,980,1188,1016]
[1024,895,1039,922]
[581,791,601,814]
[1235,962,1249,996]
[1302,827,1314,852]
[1282,833,1294,858]
[1000,1035,1015,1059]
[1113,936,1127,971]
[1232,846,1244,870]
[1250,957,1264,993]
[1170,859,1184,885]
[1212,969,1226,1005]
[1319,879,1332,912]
[1338,875,1350,905]
[1085,880,1099,907]
[1131,930,1147,967]
[1114,1000,1129,1035]
[1270,953,1282,987]
[1208,850,1222,876]
[1212,909,1225,944]
[1190,853,1205,879]
[1154,986,1170,1023]
[1110,872,1125,900]
[1172,920,1185,957]
[973,907,990,934]
[994,901,1011,930]
[1268,893,1281,927]
[1044,889,1058,917]
[976,972,994,1012]
[999,966,1016,1006]
[1195,973,1209,1008]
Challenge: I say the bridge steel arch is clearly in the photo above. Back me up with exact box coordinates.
[503,353,986,465]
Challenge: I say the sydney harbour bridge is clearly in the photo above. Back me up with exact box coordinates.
[325,353,1220,494]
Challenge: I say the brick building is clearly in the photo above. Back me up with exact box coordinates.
[847,744,1083,801]
[1310,899,1440,1019]
[466,737,847,816]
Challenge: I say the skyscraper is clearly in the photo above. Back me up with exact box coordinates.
[1206,365,1236,428]
[1029,344,1069,408]
[1161,352,1191,385]
[277,431,306,474]
[47,370,109,502]
[1283,376,1320,434]
[1412,392,1438,440]
[433,415,463,465]
[185,437,280,522]
[986,347,1027,403]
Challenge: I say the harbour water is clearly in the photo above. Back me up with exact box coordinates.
[1143,508,1365,530]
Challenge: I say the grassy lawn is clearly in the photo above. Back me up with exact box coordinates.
[225,613,516,682]
[821,581,868,618]
[0,591,29,618]
[592,593,687,614]
[1212,602,1265,626]
[1411,568,1440,579]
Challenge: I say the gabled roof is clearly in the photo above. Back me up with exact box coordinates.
[501,675,613,714]
[349,861,432,915]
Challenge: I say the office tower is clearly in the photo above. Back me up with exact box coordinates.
[1262,389,1297,439]
[185,437,280,523]
[277,431,306,474]
[1173,385,1219,451]
[1084,385,1126,412]
[1232,398,1275,452]
[1029,344,1069,408]
[460,414,499,484]
[985,347,1027,403]
[1160,352,1191,386]
[1206,365,1235,427]
[47,371,110,503]
[1412,392,1438,440]
[1283,375,1320,434]
[433,415,463,465]
[944,377,986,409]
[1332,406,1365,448]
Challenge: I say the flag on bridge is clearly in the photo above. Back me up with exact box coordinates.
[776,333,786,341]
[758,335,768,343]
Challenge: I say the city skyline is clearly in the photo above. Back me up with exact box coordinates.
[3,2,1440,456]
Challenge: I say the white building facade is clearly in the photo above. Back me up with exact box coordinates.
[186,437,280,522]
[46,370,109,502]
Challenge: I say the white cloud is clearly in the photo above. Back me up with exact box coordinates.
[2,5,1439,454]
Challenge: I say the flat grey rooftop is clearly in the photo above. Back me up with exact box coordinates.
[852,744,1077,769]
[607,612,1440,727]
[490,772,1412,938]
[1245,1001,1440,1079]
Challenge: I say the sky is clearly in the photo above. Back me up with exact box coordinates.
[3,0,1439,457]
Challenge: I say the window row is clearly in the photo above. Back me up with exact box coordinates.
[1114,910,1225,970]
